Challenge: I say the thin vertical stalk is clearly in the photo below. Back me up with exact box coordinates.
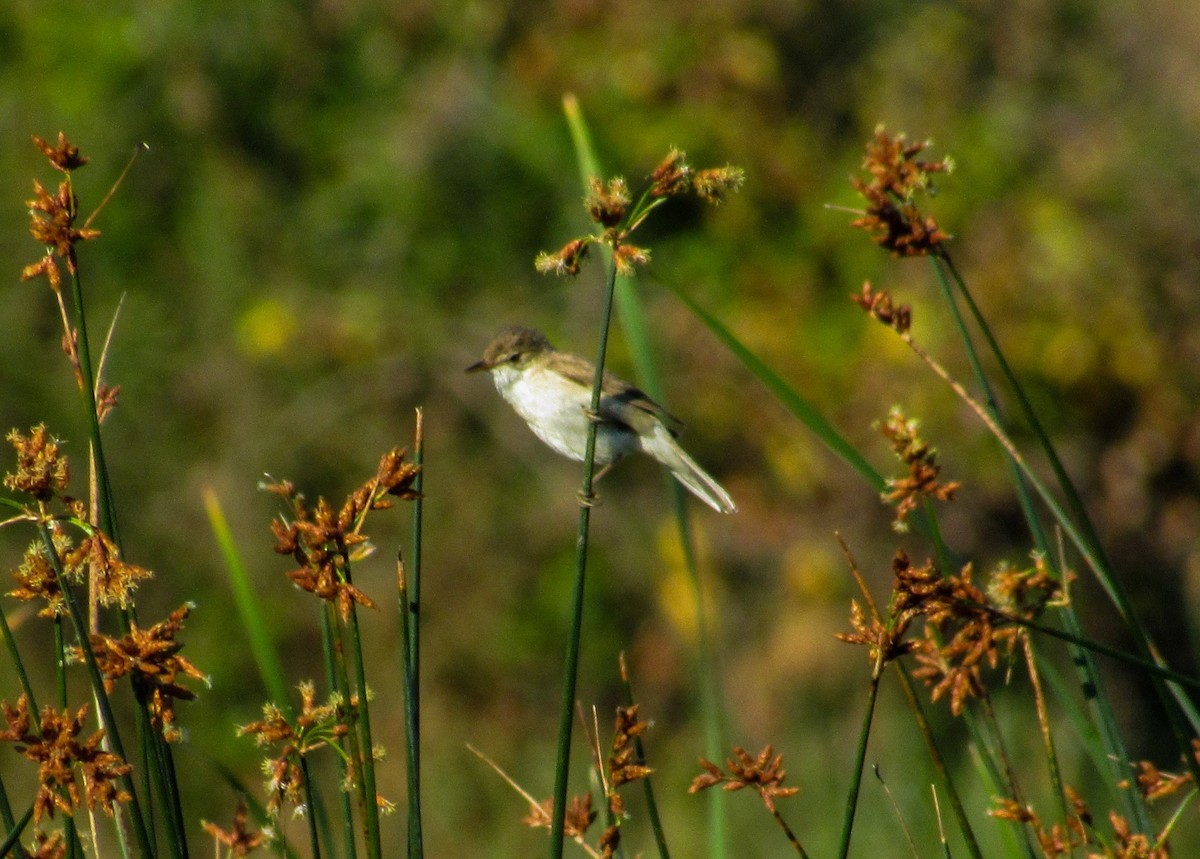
[893,663,983,859]
[0,602,36,705]
[66,261,118,545]
[342,580,382,858]
[549,254,620,858]
[0,807,33,858]
[404,409,425,857]
[299,756,322,859]
[0,779,25,859]
[837,664,880,859]
[321,607,359,859]
[398,553,423,857]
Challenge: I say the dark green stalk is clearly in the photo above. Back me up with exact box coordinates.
[67,185,190,848]
[934,254,1099,553]
[549,252,619,858]
[0,778,24,859]
[0,602,36,705]
[397,551,423,857]
[772,808,810,858]
[299,756,322,859]
[341,579,382,859]
[405,409,425,858]
[837,666,881,859]
[893,663,983,859]
[149,730,188,859]
[0,806,33,858]
[321,608,359,859]
[36,523,153,857]
[65,260,119,545]
[993,609,1200,688]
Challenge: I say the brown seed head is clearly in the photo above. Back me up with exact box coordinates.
[4,425,70,501]
[33,133,89,172]
[585,176,630,227]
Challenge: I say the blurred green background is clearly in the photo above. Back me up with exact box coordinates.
[3,0,1200,855]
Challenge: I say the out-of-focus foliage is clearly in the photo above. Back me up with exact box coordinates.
[2,0,1199,854]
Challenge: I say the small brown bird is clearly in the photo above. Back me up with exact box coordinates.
[467,325,736,513]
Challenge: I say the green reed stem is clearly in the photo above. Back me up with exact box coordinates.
[404,409,425,858]
[321,607,360,859]
[66,260,119,545]
[549,250,619,859]
[0,779,23,859]
[894,663,983,859]
[342,577,382,859]
[299,756,322,859]
[398,551,423,857]
[0,806,33,858]
[0,602,35,707]
[838,665,880,859]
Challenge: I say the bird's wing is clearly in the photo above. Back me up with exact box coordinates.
[556,350,684,436]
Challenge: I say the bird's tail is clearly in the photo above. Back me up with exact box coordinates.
[645,426,737,514]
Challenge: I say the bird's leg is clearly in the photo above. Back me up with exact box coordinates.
[577,464,615,508]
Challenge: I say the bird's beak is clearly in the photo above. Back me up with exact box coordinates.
[465,358,490,373]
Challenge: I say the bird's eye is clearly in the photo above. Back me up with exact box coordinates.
[507,353,520,363]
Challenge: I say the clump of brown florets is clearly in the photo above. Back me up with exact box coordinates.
[850,125,951,257]
[0,696,132,823]
[81,604,207,742]
[266,447,420,621]
[877,407,960,532]
[537,146,743,279]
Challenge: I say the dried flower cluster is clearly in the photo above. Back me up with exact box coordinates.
[536,147,743,278]
[21,134,98,295]
[992,785,1174,858]
[906,553,1061,715]
[835,588,919,674]
[878,407,960,532]
[852,280,912,334]
[80,604,207,742]
[66,530,154,609]
[202,798,268,856]
[268,447,420,621]
[239,681,350,815]
[838,549,1064,717]
[3,425,70,502]
[850,125,951,257]
[0,696,131,823]
[5,427,155,608]
[690,745,800,814]
[520,701,655,858]
[8,538,69,617]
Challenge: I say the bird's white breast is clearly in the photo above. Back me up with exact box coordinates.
[490,364,636,464]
